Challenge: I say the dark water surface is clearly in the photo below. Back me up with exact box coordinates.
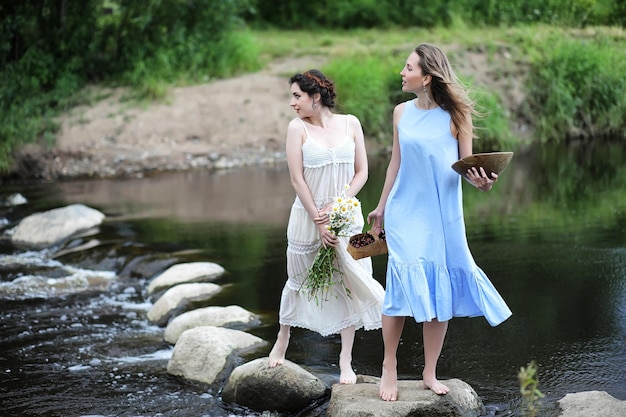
[1,143,625,416]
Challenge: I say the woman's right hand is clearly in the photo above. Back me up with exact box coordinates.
[367,208,384,234]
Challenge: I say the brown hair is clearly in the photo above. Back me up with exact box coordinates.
[415,43,480,138]
[290,69,336,108]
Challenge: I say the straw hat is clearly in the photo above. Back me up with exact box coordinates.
[451,151,514,179]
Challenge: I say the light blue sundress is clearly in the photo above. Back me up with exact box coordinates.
[383,100,512,326]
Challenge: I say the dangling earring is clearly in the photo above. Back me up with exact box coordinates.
[422,85,432,107]
[312,102,317,110]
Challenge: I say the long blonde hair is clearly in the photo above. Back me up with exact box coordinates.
[415,43,479,138]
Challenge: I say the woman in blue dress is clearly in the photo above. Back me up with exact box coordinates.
[367,44,512,400]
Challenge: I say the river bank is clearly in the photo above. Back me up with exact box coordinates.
[5,47,527,181]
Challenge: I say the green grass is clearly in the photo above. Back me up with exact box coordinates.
[2,24,625,174]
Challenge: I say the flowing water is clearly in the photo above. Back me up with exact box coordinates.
[1,142,625,417]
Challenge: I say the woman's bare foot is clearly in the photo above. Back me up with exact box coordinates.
[423,374,449,395]
[268,329,290,367]
[379,360,399,401]
[339,353,356,384]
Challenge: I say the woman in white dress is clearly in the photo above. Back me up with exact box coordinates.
[268,69,385,384]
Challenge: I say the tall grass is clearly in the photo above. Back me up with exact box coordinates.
[0,29,259,173]
[323,54,400,141]
[525,35,626,142]
[122,29,260,101]
[3,24,625,174]
[0,0,258,174]
[472,88,518,151]
[323,50,517,150]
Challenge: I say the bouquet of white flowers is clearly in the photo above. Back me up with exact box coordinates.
[301,185,360,305]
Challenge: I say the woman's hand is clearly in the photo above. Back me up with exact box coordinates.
[318,224,338,248]
[467,167,498,192]
[367,208,384,235]
[312,212,328,225]
[313,204,332,226]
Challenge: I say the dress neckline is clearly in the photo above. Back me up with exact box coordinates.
[412,98,439,111]
[303,136,352,150]
[298,115,352,150]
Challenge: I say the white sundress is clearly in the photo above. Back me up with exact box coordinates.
[277,115,385,336]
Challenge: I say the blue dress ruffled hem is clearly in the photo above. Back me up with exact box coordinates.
[382,260,512,326]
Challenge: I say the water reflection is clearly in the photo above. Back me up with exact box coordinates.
[56,166,295,225]
[1,142,625,416]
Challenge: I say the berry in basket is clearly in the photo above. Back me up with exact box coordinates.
[349,230,386,248]
[347,230,387,260]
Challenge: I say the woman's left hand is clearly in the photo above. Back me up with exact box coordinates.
[467,167,498,191]
[313,211,329,225]
[313,203,333,225]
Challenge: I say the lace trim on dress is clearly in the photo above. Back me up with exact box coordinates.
[279,297,382,336]
[303,159,353,169]
[298,117,355,189]
[288,240,320,255]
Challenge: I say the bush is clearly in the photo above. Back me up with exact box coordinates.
[472,87,517,151]
[323,54,400,141]
[526,36,626,142]
[324,52,515,150]
[0,0,258,172]
[246,0,624,29]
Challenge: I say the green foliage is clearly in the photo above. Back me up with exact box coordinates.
[0,0,259,173]
[246,0,454,29]
[611,0,626,26]
[461,0,603,27]
[324,54,399,140]
[518,361,545,417]
[325,52,516,150]
[526,36,626,143]
[122,28,259,95]
[109,0,259,86]
[472,88,518,151]
[246,0,625,29]
[2,1,625,174]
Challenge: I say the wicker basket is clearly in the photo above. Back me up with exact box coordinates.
[347,230,388,260]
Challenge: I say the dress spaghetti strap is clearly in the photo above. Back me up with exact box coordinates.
[297,118,310,138]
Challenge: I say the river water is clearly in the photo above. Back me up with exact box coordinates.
[1,143,625,416]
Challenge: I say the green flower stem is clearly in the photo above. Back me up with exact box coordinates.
[301,245,353,306]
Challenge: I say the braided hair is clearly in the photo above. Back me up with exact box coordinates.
[290,69,336,108]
